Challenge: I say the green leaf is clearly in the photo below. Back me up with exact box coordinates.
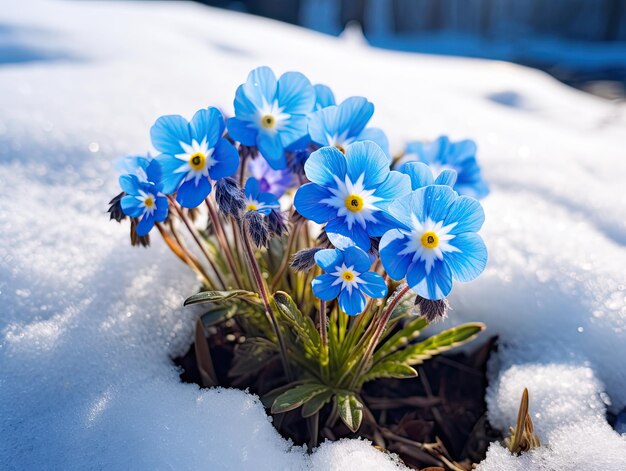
[361,361,418,383]
[229,338,277,380]
[374,316,430,362]
[200,303,238,327]
[301,389,334,418]
[271,383,329,414]
[184,289,258,306]
[336,392,363,432]
[272,291,321,357]
[387,322,485,366]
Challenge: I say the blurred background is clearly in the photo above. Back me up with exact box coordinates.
[194,0,626,99]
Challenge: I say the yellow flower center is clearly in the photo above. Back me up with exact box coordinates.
[189,152,206,171]
[344,194,364,212]
[144,196,155,208]
[421,231,439,249]
[335,144,346,154]
[342,271,354,282]
[261,114,276,129]
[246,203,257,212]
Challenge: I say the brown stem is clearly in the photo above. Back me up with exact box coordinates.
[168,196,226,289]
[205,198,243,287]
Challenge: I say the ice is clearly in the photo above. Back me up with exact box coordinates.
[2,0,626,469]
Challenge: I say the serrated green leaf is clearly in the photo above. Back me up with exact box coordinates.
[272,291,321,357]
[337,392,363,432]
[301,389,334,418]
[386,322,485,366]
[184,289,258,306]
[271,383,329,414]
[374,316,429,362]
[361,361,418,383]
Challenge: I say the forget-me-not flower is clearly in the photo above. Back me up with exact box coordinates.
[119,159,168,236]
[151,107,239,208]
[308,96,389,157]
[379,185,487,300]
[396,136,489,199]
[244,177,280,215]
[294,141,411,250]
[227,66,315,170]
[312,246,387,315]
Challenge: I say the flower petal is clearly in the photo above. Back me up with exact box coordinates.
[308,106,337,146]
[304,146,347,187]
[233,85,260,122]
[209,138,239,180]
[176,177,212,208]
[422,185,457,223]
[444,195,485,234]
[409,260,453,300]
[355,127,389,158]
[314,84,335,109]
[342,246,371,273]
[244,177,260,198]
[336,96,373,139]
[243,66,277,111]
[294,183,336,224]
[226,117,258,146]
[120,195,143,218]
[150,115,190,155]
[380,229,413,280]
[345,141,389,188]
[136,213,155,236]
[435,168,458,187]
[155,154,186,195]
[258,132,287,170]
[314,249,343,272]
[190,107,224,148]
[445,233,487,282]
[339,289,366,316]
[358,272,388,299]
[277,71,315,115]
[325,217,371,251]
[401,162,434,190]
[279,115,309,147]
[312,274,342,301]
[119,174,139,195]
[155,196,169,222]
[372,170,412,208]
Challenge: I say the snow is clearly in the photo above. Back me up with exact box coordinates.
[1,0,626,469]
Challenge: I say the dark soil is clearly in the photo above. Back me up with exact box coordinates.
[174,318,501,470]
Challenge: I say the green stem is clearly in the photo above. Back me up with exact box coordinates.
[239,219,293,381]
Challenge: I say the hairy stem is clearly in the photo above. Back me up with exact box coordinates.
[168,196,226,289]
[205,198,243,287]
[239,219,293,381]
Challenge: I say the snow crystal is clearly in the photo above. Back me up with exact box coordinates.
[2,0,626,469]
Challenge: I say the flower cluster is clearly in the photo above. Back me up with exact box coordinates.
[110,65,489,318]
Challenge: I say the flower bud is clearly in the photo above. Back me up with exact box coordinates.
[215,177,245,219]
[108,192,127,222]
[290,247,321,272]
[414,295,449,323]
[267,210,288,238]
[244,211,269,248]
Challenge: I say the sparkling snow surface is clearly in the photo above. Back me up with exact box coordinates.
[1,1,626,469]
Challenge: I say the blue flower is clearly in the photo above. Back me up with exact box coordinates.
[227,66,315,170]
[401,161,458,190]
[248,156,294,198]
[397,136,489,199]
[314,84,335,110]
[151,107,239,209]
[119,159,168,236]
[294,141,411,250]
[312,246,387,316]
[379,185,487,300]
[308,96,389,157]
[244,177,280,216]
